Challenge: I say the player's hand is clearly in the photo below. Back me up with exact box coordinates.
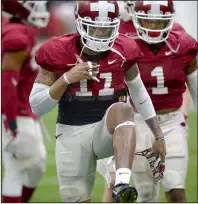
[66,61,100,84]
[3,129,37,159]
[152,138,166,164]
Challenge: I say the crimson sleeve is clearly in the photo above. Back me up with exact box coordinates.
[3,31,29,52]
[2,70,20,130]
[179,31,198,67]
[122,41,144,71]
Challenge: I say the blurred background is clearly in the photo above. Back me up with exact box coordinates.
[1,0,197,202]
[36,1,198,39]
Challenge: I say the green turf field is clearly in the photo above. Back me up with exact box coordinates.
[28,109,197,202]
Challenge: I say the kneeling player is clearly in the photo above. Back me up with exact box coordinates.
[29,0,166,202]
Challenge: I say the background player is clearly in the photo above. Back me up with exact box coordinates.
[2,1,50,202]
[98,0,198,202]
[29,0,166,202]
[120,0,191,119]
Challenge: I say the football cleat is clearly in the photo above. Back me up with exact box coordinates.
[112,183,138,203]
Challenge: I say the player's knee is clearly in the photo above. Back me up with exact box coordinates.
[24,147,46,186]
[34,149,46,174]
[107,102,134,134]
[163,170,184,192]
[59,186,90,202]
[29,156,46,174]
[110,102,134,130]
[33,154,46,174]
[137,183,159,202]
[113,102,134,119]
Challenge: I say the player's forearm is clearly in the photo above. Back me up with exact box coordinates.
[187,69,197,114]
[125,73,156,120]
[145,116,164,139]
[125,74,163,139]
[49,75,68,100]
[2,71,20,131]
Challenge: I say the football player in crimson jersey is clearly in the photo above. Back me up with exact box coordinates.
[97,0,198,202]
[2,1,49,203]
[118,0,186,35]
[29,0,166,202]
[120,0,191,120]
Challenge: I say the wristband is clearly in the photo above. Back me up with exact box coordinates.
[63,72,71,84]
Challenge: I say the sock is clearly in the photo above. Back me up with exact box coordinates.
[22,186,36,203]
[115,168,132,186]
[2,195,21,203]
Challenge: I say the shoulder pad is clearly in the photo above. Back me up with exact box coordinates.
[116,34,143,60]
[172,22,185,32]
[2,23,30,52]
[114,34,144,70]
[178,31,198,55]
[35,34,78,72]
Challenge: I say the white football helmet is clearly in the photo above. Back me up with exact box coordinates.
[2,1,50,28]
[75,0,120,52]
[124,1,135,16]
[133,0,175,44]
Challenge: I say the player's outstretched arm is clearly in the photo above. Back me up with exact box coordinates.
[2,50,28,132]
[125,64,166,162]
[185,57,197,115]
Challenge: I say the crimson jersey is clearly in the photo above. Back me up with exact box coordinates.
[35,33,143,125]
[129,31,198,110]
[2,22,39,119]
[119,19,136,35]
[119,20,185,35]
[119,20,196,110]
[2,16,9,26]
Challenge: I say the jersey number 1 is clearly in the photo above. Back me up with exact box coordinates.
[151,66,168,95]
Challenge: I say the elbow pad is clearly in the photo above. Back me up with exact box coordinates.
[187,69,197,114]
[125,74,156,120]
[29,83,59,116]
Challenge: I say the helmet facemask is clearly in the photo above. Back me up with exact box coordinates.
[19,1,50,28]
[124,1,135,17]
[133,10,175,44]
[76,16,120,52]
